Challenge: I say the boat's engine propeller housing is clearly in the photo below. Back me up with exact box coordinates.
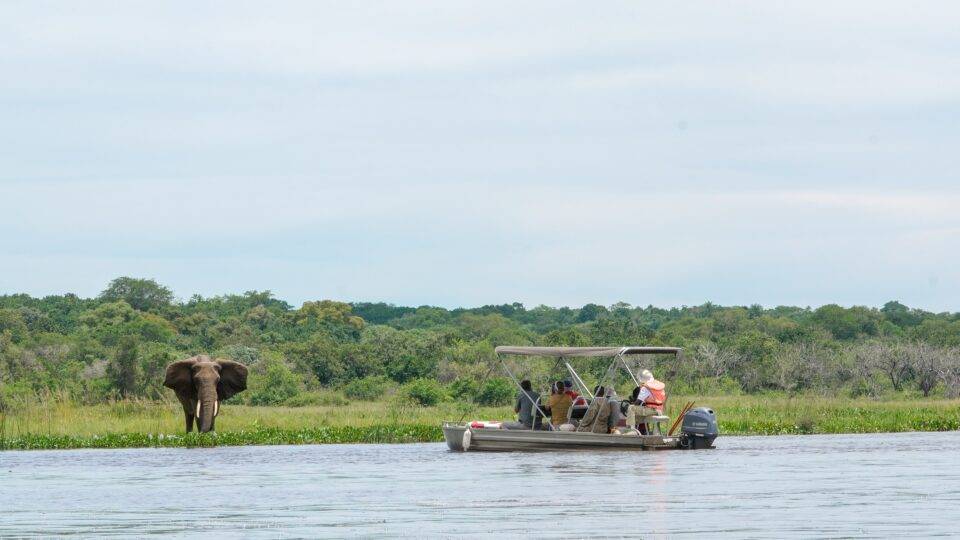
[680,407,718,449]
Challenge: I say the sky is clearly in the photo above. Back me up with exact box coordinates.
[1,2,959,311]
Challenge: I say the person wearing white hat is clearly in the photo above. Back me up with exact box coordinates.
[626,369,667,434]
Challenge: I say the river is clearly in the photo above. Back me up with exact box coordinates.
[2,431,958,538]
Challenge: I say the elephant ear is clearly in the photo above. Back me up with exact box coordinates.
[164,357,199,397]
[217,359,248,401]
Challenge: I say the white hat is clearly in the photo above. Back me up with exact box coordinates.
[638,369,654,383]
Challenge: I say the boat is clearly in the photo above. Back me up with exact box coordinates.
[442,346,718,452]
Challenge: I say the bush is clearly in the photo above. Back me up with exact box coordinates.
[386,353,438,383]
[215,345,262,365]
[447,378,479,400]
[475,378,514,405]
[248,359,302,405]
[0,381,36,411]
[343,376,390,400]
[402,378,447,406]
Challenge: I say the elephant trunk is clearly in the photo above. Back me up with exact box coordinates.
[197,383,218,433]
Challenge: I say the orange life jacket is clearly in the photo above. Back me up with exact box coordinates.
[642,379,666,411]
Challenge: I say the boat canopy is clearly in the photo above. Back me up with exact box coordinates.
[494,346,682,358]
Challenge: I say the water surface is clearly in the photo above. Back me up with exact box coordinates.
[2,431,959,538]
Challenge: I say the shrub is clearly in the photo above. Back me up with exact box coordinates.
[0,381,36,411]
[343,376,390,400]
[248,359,302,405]
[447,378,479,401]
[386,353,438,383]
[215,345,262,365]
[475,378,514,405]
[402,378,447,406]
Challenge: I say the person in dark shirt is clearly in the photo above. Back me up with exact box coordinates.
[514,379,540,428]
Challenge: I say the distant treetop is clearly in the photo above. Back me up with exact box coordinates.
[98,277,174,312]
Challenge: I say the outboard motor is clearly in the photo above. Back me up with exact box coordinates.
[680,407,718,449]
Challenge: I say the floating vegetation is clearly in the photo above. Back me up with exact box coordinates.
[0,424,444,450]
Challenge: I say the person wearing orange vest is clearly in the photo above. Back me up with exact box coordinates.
[626,369,666,433]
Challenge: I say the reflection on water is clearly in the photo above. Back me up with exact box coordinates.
[2,431,960,538]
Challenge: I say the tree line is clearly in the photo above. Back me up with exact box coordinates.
[2,276,959,408]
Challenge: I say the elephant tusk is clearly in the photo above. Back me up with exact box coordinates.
[195,401,201,417]
[214,400,219,417]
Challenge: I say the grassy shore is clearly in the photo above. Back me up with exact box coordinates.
[2,395,958,450]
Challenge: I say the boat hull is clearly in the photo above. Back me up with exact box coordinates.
[442,423,688,452]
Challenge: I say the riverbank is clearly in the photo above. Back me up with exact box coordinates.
[2,395,958,450]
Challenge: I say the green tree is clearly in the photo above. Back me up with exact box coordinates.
[99,277,174,312]
[577,303,607,323]
[0,309,29,343]
[881,301,923,328]
[810,305,880,340]
[79,301,175,345]
[108,336,141,398]
[286,335,344,385]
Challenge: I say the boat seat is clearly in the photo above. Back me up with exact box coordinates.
[640,415,671,435]
[568,405,588,420]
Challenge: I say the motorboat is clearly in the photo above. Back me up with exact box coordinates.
[443,346,718,452]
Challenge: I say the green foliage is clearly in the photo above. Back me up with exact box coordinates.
[0,309,29,343]
[811,304,880,340]
[402,378,447,406]
[448,378,479,400]
[286,334,344,385]
[577,303,607,323]
[79,301,174,345]
[475,378,514,405]
[386,353,437,383]
[99,277,174,312]
[350,302,416,325]
[4,277,960,408]
[247,358,303,405]
[343,376,390,400]
[108,336,140,398]
[294,300,364,339]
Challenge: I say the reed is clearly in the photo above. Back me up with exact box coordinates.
[1,395,958,450]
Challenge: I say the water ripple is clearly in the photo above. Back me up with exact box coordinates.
[1,431,959,537]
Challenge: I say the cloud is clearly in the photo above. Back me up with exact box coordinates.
[1,2,958,310]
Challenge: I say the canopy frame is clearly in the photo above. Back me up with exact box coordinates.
[493,346,682,358]
[455,345,682,425]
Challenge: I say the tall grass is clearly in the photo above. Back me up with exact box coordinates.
[1,394,958,450]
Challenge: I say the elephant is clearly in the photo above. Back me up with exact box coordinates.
[163,355,248,433]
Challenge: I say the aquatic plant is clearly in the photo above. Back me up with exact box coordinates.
[0,424,444,450]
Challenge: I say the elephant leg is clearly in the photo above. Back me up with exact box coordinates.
[210,416,215,432]
[185,412,195,432]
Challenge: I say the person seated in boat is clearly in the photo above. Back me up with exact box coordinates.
[546,381,573,429]
[626,369,666,433]
[563,380,587,407]
[514,379,540,429]
[576,385,611,433]
[533,394,551,430]
[541,381,558,417]
[605,387,627,432]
